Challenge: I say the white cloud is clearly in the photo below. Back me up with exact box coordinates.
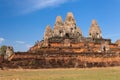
[15,40,33,51]
[0,37,5,43]
[21,0,68,14]
[2,0,72,14]
[26,44,33,48]
[16,41,25,44]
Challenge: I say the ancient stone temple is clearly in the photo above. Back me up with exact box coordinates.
[45,12,83,40]
[1,12,120,69]
[29,12,120,54]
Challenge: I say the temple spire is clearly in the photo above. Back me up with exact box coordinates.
[89,20,102,39]
[55,16,63,26]
[44,25,53,40]
[64,12,76,34]
[92,20,98,25]
[65,12,76,25]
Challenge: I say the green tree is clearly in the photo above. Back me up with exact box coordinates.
[0,45,7,56]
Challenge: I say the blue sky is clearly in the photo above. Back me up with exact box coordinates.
[0,0,120,52]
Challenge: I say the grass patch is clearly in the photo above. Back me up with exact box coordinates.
[0,67,120,80]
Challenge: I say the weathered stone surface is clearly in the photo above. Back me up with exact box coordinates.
[52,12,83,39]
[43,39,49,47]
[65,12,76,26]
[75,27,82,37]
[31,12,119,53]
[4,46,14,60]
[115,40,120,47]
[1,12,120,69]
[89,20,102,39]
[54,16,65,37]
[63,39,71,47]
[44,25,53,40]
[1,51,120,69]
[101,41,110,52]
[55,16,63,26]
[64,12,76,34]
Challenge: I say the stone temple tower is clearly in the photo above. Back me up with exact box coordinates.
[53,16,64,37]
[44,25,53,40]
[64,12,76,34]
[89,20,102,39]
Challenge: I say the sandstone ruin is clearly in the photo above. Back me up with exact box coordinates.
[0,12,120,69]
[29,12,120,54]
